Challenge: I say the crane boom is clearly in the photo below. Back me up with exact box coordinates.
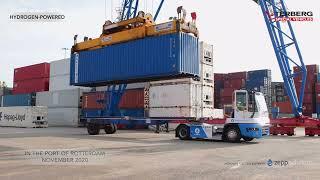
[255,0,307,117]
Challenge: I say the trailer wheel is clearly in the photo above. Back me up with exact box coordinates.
[105,124,117,134]
[176,125,190,140]
[243,137,254,142]
[223,126,241,143]
[87,123,100,135]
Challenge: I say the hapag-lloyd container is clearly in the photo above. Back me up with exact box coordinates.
[14,63,50,81]
[70,32,199,86]
[0,106,48,128]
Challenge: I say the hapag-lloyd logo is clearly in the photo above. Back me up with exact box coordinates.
[0,113,26,121]
[267,10,314,22]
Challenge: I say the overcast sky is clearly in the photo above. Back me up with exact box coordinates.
[0,0,319,87]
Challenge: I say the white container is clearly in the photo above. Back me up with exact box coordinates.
[200,41,213,66]
[95,82,149,91]
[201,85,214,108]
[47,107,80,127]
[201,108,224,118]
[200,63,214,86]
[149,78,202,108]
[149,107,202,117]
[36,89,88,108]
[50,74,75,91]
[0,106,48,128]
[50,58,70,77]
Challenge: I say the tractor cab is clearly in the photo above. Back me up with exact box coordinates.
[232,90,269,125]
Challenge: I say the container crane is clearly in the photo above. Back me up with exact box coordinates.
[120,0,165,21]
[254,0,320,136]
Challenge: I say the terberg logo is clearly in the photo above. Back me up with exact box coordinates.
[267,10,314,22]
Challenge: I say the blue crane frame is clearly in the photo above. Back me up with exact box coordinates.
[257,0,307,117]
[121,0,165,21]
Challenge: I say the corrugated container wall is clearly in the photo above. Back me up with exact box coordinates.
[13,63,50,94]
[70,32,199,86]
[49,58,90,91]
[82,89,145,110]
[1,93,36,107]
[13,78,49,94]
[246,69,272,110]
[14,63,50,81]
[47,108,80,127]
[36,89,87,108]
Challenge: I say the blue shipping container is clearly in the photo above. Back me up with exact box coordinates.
[1,93,35,107]
[317,73,320,82]
[70,32,199,86]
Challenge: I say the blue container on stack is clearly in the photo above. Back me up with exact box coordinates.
[246,69,272,109]
[1,93,35,107]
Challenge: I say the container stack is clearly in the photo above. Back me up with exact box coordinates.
[34,58,92,127]
[13,63,50,94]
[36,89,88,127]
[246,69,272,110]
[271,82,291,115]
[213,72,247,109]
[293,64,319,116]
[316,75,320,118]
[49,59,88,91]
[213,73,226,109]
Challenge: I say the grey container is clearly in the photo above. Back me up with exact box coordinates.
[36,88,88,108]
[47,107,80,127]
[50,58,70,77]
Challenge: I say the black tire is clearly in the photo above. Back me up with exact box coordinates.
[223,126,241,143]
[87,123,100,135]
[176,125,190,140]
[105,124,117,134]
[243,137,254,142]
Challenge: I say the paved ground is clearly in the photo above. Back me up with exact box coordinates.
[0,127,320,180]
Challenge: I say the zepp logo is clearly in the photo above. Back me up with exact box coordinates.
[195,128,200,134]
[267,159,273,166]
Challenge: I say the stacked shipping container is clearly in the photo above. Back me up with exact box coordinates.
[246,69,272,110]
[293,64,319,116]
[36,89,88,127]
[316,75,320,118]
[214,69,272,111]
[13,63,50,94]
